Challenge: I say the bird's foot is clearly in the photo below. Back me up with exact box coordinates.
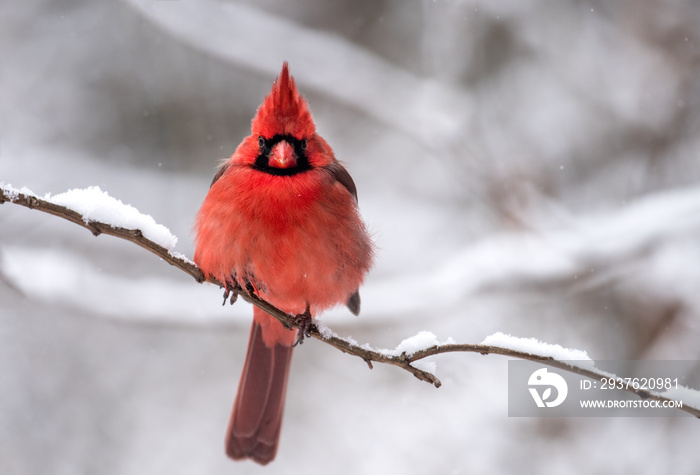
[223,273,264,305]
[222,280,241,306]
[291,305,313,347]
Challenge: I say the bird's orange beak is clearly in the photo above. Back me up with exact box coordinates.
[268,141,297,169]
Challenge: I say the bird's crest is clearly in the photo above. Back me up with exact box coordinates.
[252,62,315,139]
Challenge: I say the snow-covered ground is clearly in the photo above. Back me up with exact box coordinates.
[2,1,700,474]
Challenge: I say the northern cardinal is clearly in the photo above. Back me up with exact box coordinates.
[194,63,374,465]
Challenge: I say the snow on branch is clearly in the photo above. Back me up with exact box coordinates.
[0,183,199,280]
[2,183,698,417]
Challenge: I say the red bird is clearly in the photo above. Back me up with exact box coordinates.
[194,63,374,465]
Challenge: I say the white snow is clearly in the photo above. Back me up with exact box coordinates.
[2,182,178,252]
[482,332,592,361]
[0,182,37,201]
[315,324,444,375]
[346,330,452,359]
[316,322,447,372]
[393,331,440,356]
[46,186,178,251]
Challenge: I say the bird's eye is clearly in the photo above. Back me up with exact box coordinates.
[300,138,307,150]
[258,136,265,149]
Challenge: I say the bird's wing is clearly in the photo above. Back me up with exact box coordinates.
[324,161,363,315]
[324,161,358,203]
[210,162,231,188]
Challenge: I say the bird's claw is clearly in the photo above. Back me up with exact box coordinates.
[291,306,313,347]
[222,280,240,306]
[223,273,265,306]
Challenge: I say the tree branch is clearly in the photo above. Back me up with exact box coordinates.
[2,184,698,418]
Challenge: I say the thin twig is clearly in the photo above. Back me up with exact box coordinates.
[2,184,698,418]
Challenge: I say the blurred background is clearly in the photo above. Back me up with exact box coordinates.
[2,0,700,473]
